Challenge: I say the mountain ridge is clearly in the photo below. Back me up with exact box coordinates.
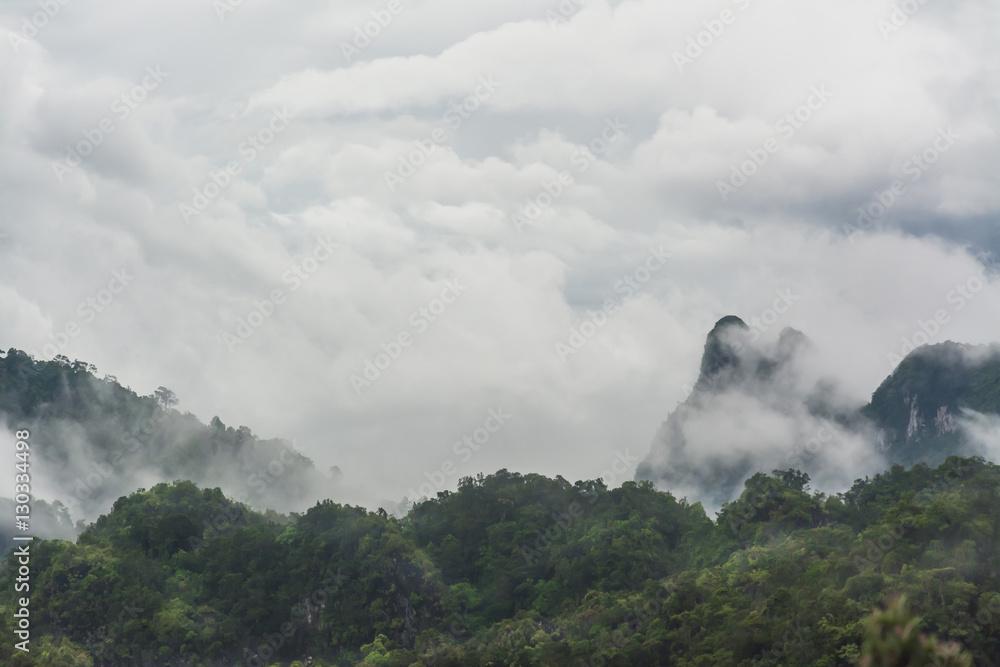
[0,347,339,546]
[636,316,1000,506]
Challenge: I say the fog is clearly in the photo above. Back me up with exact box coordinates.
[0,0,998,513]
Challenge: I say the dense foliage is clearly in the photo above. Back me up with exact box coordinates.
[0,348,333,534]
[2,457,997,666]
[865,342,1000,465]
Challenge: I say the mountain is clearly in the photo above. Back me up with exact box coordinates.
[863,341,1000,466]
[635,316,869,508]
[0,348,340,547]
[691,314,752,392]
[636,318,1000,508]
[0,338,998,664]
[6,321,999,547]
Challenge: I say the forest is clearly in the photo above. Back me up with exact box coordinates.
[1,457,996,665]
[1,340,999,665]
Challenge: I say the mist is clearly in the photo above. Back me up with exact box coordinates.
[636,317,889,510]
[0,355,342,534]
[0,0,998,515]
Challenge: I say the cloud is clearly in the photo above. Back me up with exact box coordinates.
[959,409,1000,461]
[0,0,997,512]
[636,319,885,509]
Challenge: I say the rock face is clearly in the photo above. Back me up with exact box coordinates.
[863,341,1000,466]
[634,316,844,509]
[691,315,811,393]
[636,321,1000,508]
[692,315,751,393]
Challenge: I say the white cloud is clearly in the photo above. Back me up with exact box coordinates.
[0,0,998,511]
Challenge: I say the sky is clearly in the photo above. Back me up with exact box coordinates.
[0,0,998,512]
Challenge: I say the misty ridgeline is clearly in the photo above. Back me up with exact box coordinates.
[2,316,1000,665]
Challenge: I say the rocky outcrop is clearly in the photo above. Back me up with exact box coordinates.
[635,316,844,508]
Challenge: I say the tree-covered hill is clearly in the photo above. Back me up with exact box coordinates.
[3,333,1000,665]
[2,458,997,666]
[863,342,1000,466]
[0,348,338,538]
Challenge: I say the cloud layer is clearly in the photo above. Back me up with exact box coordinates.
[1,0,998,511]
